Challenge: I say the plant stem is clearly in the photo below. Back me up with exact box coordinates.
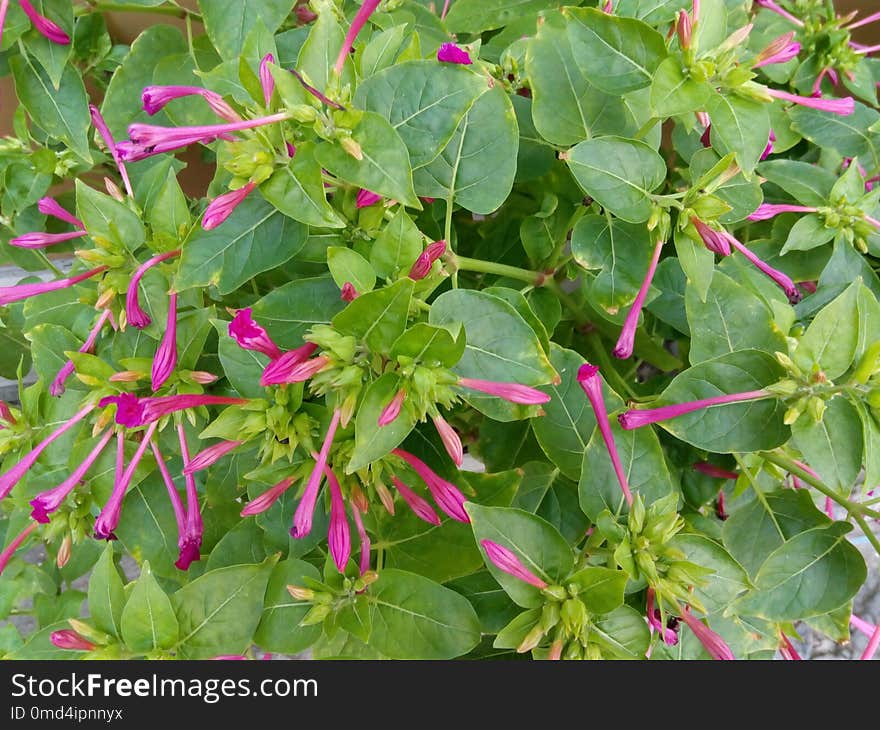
[444,197,457,289]
[453,255,545,285]
[852,512,880,558]
[79,1,200,19]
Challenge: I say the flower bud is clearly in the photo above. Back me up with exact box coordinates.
[561,599,588,636]
[104,177,125,202]
[339,137,363,161]
[189,370,220,384]
[286,585,315,601]
[299,603,331,626]
[109,370,143,382]
[807,396,826,423]
[56,534,72,568]
[95,288,116,309]
[542,584,568,602]
[375,481,396,515]
[517,623,545,654]
[541,602,561,632]
[360,570,380,586]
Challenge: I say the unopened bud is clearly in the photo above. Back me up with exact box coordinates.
[189,370,220,384]
[542,584,568,602]
[350,483,369,513]
[854,341,880,383]
[548,639,564,660]
[339,137,363,161]
[290,104,318,123]
[563,641,583,660]
[359,570,379,587]
[286,585,315,601]
[109,370,143,382]
[807,395,826,423]
[541,602,561,632]
[95,288,116,309]
[561,599,588,636]
[104,177,125,201]
[299,603,331,626]
[56,534,72,568]
[517,623,545,654]
[376,481,395,515]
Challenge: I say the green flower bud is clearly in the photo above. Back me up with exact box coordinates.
[299,603,331,626]
[560,599,588,635]
[290,104,318,123]
[541,602,561,632]
[806,395,826,423]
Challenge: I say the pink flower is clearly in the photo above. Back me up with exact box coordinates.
[851,614,876,638]
[754,0,803,26]
[779,633,801,660]
[175,424,203,571]
[433,414,463,466]
[0,266,106,307]
[240,476,295,517]
[726,234,802,304]
[261,354,329,386]
[0,400,16,426]
[259,343,320,386]
[19,0,69,44]
[679,607,735,660]
[646,587,679,646]
[747,203,817,221]
[340,282,358,301]
[766,88,854,115]
[228,308,281,360]
[691,217,731,256]
[125,250,180,329]
[612,238,663,360]
[350,504,370,575]
[0,403,96,500]
[437,43,472,65]
[392,448,469,523]
[259,54,275,107]
[141,85,240,122]
[378,389,406,427]
[99,393,248,428]
[409,240,447,280]
[334,0,381,74]
[325,465,351,572]
[391,477,441,525]
[94,422,159,540]
[51,309,112,397]
[753,32,801,68]
[577,364,633,506]
[38,197,83,228]
[90,105,133,198]
[862,624,880,661]
[291,409,342,538]
[50,630,95,651]
[676,9,692,50]
[356,189,383,208]
[150,292,178,391]
[693,462,739,480]
[9,229,87,248]
[0,521,38,576]
[846,10,880,31]
[760,129,776,161]
[183,440,243,475]
[618,389,770,430]
[480,540,548,589]
[201,182,257,230]
[152,440,186,545]
[457,377,551,405]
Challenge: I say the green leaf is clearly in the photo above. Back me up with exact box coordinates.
[390,323,465,368]
[206,519,268,570]
[648,349,788,452]
[794,280,860,379]
[75,180,145,253]
[443,0,559,33]
[296,8,351,92]
[706,92,771,175]
[787,101,880,167]
[327,246,376,295]
[674,226,716,303]
[564,7,667,94]
[172,556,276,659]
[369,209,423,280]
[176,197,307,294]
[650,56,712,118]
[467,503,574,608]
[592,605,651,659]
[120,561,179,654]
[198,0,291,59]
[366,569,481,659]
[669,534,749,613]
[566,136,666,223]
[446,571,520,634]
[251,275,346,349]
[332,278,414,352]
[566,567,628,615]
[348,373,417,472]
[315,112,419,208]
[781,213,836,253]
[88,543,126,639]
[254,558,322,655]
[757,159,836,207]
[734,523,866,621]
[356,59,488,169]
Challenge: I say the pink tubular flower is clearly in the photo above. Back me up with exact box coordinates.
[766,88,854,116]
[693,462,739,480]
[201,182,257,230]
[325,465,351,573]
[99,393,248,428]
[51,309,113,397]
[38,197,83,228]
[753,32,801,68]
[241,476,295,517]
[89,105,133,198]
[0,403,95,500]
[350,504,370,574]
[862,624,880,661]
[679,606,734,660]
[851,614,876,638]
[754,0,803,27]
[378,389,406,427]
[480,540,548,589]
[577,364,633,506]
[9,229,87,248]
[457,377,551,405]
[152,441,186,551]
[0,521,38,576]
[619,389,770,430]
[262,355,329,387]
[259,343,319,386]
[726,235,801,304]
[748,203,817,221]
[677,9,692,50]
[260,54,275,107]
[613,238,663,360]
[183,440,243,475]
[291,409,342,539]
[0,400,16,425]
[433,414,463,466]
[334,0,381,74]
[779,633,801,660]
[340,282,358,302]
[846,11,880,31]
[125,250,180,329]
[228,308,281,360]
[437,43,472,65]
[50,629,95,651]
[142,86,240,123]
[356,188,383,208]
[0,266,106,307]
[409,240,447,280]
[391,477,441,525]
[0,0,7,49]
[760,129,776,161]
[392,448,469,523]
[691,217,731,256]
[94,422,159,540]
[19,0,69,44]
[175,426,203,570]
[646,587,679,646]
[150,292,178,391]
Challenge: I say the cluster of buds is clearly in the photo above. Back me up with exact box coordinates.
[286,570,380,629]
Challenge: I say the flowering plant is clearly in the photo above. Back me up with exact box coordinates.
[1,0,879,661]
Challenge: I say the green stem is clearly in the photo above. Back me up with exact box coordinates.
[453,255,545,286]
[852,512,880,558]
[444,198,457,289]
[36,252,63,277]
[634,117,659,140]
[79,1,200,19]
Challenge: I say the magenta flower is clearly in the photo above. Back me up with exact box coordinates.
[851,614,876,638]
[691,217,731,256]
[19,0,69,44]
[90,105,134,198]
[392,448,469,523]
[356,188,383,208]
[94,421,159,540]
[766,88,854,116]
[862,624,880,661]
[202,182,257,230]
[676,9,692,50]
[99,393,248,428]
[228,308,281,360]
[334,0,381,74]
[754,0,803,26]
[50,630,95,651]
[378,389,406,427]
[409,240,447,280]
[51,309,113,397]
[261,354,329,387]
[0,400,16,425]
[726,235,801,304]
[38,197,83,228]
[760,129,776,161]
[693,462,739,480]
[240,476,295,517]
[679,607,735,660]
[325,465,351,572]
[753,32,801,68]
[457,377,551,405]
[747,203,817,221]
[340,282,358,302]
[619,389,770,430]
[646,587,679,646]
[125,250,180,329]
[259,53,275,106]
[183,440,243,475]
[9,229,87,248]
[391,477,441,526]
[150,292,178,391]
[0,521,37,576]
[142,85,238,123]
[577,364,633,506]
[152,440,186,550]
[0,1,8,49]
[437,43,472,65]
[613,238,663,360]
[259,343,319,386]
[291,409,342,539]
[779,633,801,660]
[480,540,548,589]
[175,424,203,570]
[350,505,370,575]
[0,403,95,500]
[433,414,463,466]
[0,266,106,307]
